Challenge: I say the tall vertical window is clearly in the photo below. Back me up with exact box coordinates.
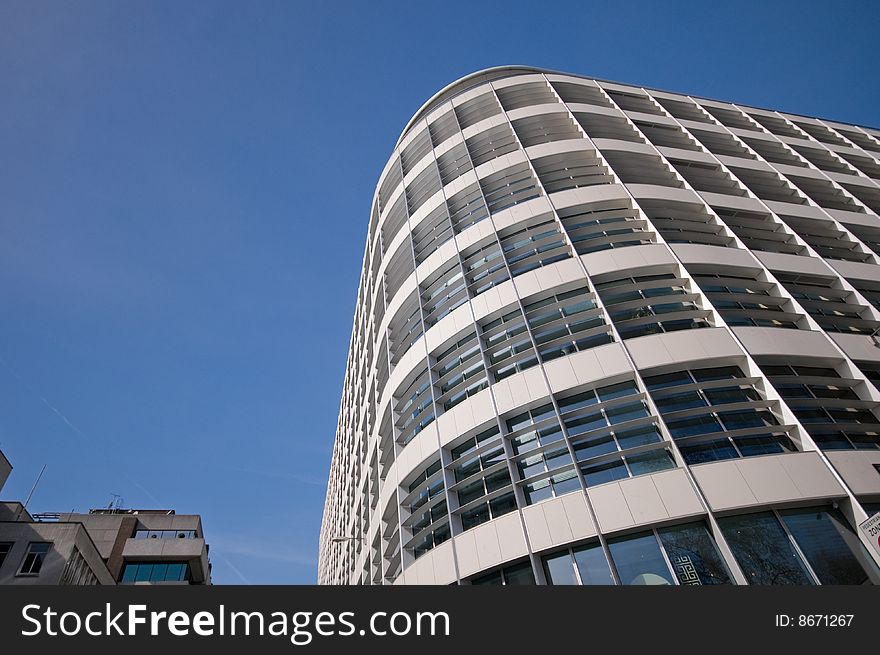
[778,508,878,585]
[450,426,516,531]
[719,508,877,585]
[657,523,733,585]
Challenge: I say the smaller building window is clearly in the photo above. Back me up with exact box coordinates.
[0,542,12,570]
[18,542,51,576]
[121,561,191,583]
[134,530,198,540]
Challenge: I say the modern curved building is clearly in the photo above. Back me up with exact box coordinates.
[318,66,880,586]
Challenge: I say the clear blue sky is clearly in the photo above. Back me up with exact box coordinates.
[0,1,876,584]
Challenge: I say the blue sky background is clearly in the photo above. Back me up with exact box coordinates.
[0,1,876,584]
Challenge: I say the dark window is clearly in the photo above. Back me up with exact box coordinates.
[18,542,51,576]
[657,523,732,585]
[718,513,813,585]
[471,560,535,585]
[543,542,615,585]
[0,543,11,570]
[607,532,675,586]
[779,508,876,585]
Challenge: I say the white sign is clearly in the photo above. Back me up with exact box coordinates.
[859,512,880,559]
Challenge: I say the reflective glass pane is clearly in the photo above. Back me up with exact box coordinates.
[135,563,153,582]
[503,561,536,585]
[543,552,578,585]
[150,563,168,582]
[573,543,615,585]
[657,523,732,585]
[122,565,137,582]
[165,563,185,582]
[607,532,674,585]
[626,450,675,476]
[615,425,661,449]
[679,439,739,464]
[718,512,813,585]
[582,459,628,486]
[780,508,875,585]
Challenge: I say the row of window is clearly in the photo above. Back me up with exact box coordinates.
[120,561,192,583]
[371,75,880,326]
[0,541,51,576]
[400,357,880,561]
[471,506,878,586]
[134,529,198,540]
[379,199,875,396]
[0,541,99,584]
[381,109,877,280]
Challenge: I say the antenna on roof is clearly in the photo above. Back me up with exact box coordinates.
[15,463,47,521]
[108,494,124,512]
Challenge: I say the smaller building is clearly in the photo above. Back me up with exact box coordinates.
[57,509,211,585]
[0,448,211,585]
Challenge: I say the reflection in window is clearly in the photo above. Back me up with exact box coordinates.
[607,532,675,585]
[595,272,711,339]
[450,427,516,531]
[657,523,732,585]
[779,508,877,585]
[121,561,191,583]
[644,365,795,464]
[507,404,578,505]
[719,512,813,585]
[404,459,450,559]
[524,286,613,362]
[543,522,731,586]
[543,542,615,585]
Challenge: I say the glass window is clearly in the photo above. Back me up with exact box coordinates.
[679,439,739,463]
[626,449,675,476]
[607,532,675,585]
[470,570,502,586]
[582,459,628,486]
[471,560,536,585]
[718,512,813,585]
[150,563,169,582]
[573,543,615,585]
[657,523,732,585]
[135,563,154,582]
[121,564,138,582]
[543,551,578,585]
[502,561,536,585]
[779,508,876,585]
[121,561,190,583]
[0,543,11,569]
[615,425,661,449]
[18,542,51,575]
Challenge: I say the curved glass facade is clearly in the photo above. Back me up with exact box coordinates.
[318,67,880,586]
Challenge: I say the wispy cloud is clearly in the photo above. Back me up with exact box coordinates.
[224,466,325,487]
[210,533,317,568]
[123,477,166,508]
[0,354,84,436]
[213,553,251,585]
